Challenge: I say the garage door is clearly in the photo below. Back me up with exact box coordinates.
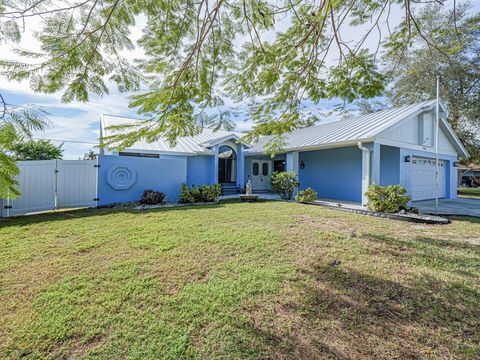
[410,157,446,201]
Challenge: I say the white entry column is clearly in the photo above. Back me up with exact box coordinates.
[371,143,381,185]
[286,151,299,174]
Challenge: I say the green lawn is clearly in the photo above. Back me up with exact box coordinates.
[1,201,479,359]
[458,187,480,198]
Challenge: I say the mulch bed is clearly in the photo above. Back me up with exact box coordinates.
[305,201,450,225]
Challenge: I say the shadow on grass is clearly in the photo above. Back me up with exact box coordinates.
[364,233,480,279]
[0,198,279,228]
[445,215,480,224]
[238,263,480,358]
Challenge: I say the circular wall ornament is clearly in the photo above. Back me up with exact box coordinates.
[107,165,136,190]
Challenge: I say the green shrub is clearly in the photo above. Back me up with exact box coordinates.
[365,184,412,213]
[295,187,317,203]
[179,183,194,204]
[179,183,222,203]
[140,190,165,205]
[270,171,300,200]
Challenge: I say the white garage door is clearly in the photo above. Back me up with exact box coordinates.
[410,157,446,201]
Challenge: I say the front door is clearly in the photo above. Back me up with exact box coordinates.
[251,160,271,190]
[218,158,235,183]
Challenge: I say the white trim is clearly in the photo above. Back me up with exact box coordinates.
[357,142,370,206]
[245,138,374,156]
[440,118,469,158]
[375,102,467,158]
[119,148,196,156]
[200,134,239,146]
[374,137,458,157]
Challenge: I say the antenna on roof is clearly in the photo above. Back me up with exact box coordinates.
[435,76,440,215]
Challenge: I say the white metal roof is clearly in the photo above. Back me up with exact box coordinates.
[101,100,468,157]
[101,114,244,155]
[248,100,443,153]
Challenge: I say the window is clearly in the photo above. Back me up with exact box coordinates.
[253,162,259,176]
[262,163,269,176]
[119,152,159,158]
[274,160,286,172]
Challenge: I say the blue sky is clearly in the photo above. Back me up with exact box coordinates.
[0,4,398,159]
[0,88,141,158]
[0,86,346,159]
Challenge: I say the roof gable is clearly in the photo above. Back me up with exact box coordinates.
[101,114,244,155]
[247,100,439,153]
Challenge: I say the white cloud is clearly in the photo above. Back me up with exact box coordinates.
[0,4,408,158]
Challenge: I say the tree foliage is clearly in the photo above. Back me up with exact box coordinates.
[383,3,480,163]
[11,139,63,160]
[0,94,48,198]
[0,0,469,155]
[84,149,97,160]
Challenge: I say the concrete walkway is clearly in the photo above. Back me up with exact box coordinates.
[413,198,480,217]
[219,193,282,201]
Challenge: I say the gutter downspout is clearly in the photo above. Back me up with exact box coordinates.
[357,142,370,206]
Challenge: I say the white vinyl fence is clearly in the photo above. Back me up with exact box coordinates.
[1,160,98,217]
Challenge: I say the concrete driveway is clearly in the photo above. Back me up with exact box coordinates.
[413,198,480,217]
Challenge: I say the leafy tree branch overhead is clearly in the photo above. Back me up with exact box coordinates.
[383,3,480,163]
[0,0,474,155]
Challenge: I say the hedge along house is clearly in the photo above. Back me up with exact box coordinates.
[99,100,468,205]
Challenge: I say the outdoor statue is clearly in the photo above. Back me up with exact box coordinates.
[246,179,253,195]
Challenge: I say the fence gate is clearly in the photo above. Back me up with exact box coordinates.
[57,160,98,209]
[2,159,98,217]
[2,160,57,217]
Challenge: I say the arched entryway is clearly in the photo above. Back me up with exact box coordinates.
[218,145,237,183]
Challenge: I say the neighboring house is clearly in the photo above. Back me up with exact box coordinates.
[459,165,480,187]
[99,100,468,205]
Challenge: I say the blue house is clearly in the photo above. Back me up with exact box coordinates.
[99,100,468,206]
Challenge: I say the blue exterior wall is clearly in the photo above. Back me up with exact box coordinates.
[298,146,363,202]
[97,155,187,205]
[379,145,400,186]
[399,148,458,199]
[187,155,213,186]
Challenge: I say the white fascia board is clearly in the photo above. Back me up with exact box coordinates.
[285,138,374,153]
[374,137,458,157]
[200,134,241,147]
[119,148,196,156]
[195,150,215,156]
[440,118,469,158]
[245,138,374,156]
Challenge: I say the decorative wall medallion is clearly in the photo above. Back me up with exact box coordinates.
[106,165,136,190]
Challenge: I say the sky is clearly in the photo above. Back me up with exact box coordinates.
[0,2,409,158]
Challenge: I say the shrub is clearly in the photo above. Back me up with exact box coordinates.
[365,184,412,213]
[140,190,165,205]
[179,183,222,203]
[179,183,194,204]
[295,187,317,203]
[270,171,300,200]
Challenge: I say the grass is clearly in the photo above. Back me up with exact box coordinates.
[458,187,480,198]
[1,200,479,359]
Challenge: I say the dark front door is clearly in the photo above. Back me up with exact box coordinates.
[218,158,233,183]
[218,158,226,183]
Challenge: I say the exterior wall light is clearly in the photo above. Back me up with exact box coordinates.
[300,160,305,169]
[453,162,458,167]
[405,155,411,163]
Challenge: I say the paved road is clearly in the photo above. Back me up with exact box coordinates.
[413,198,480,217]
